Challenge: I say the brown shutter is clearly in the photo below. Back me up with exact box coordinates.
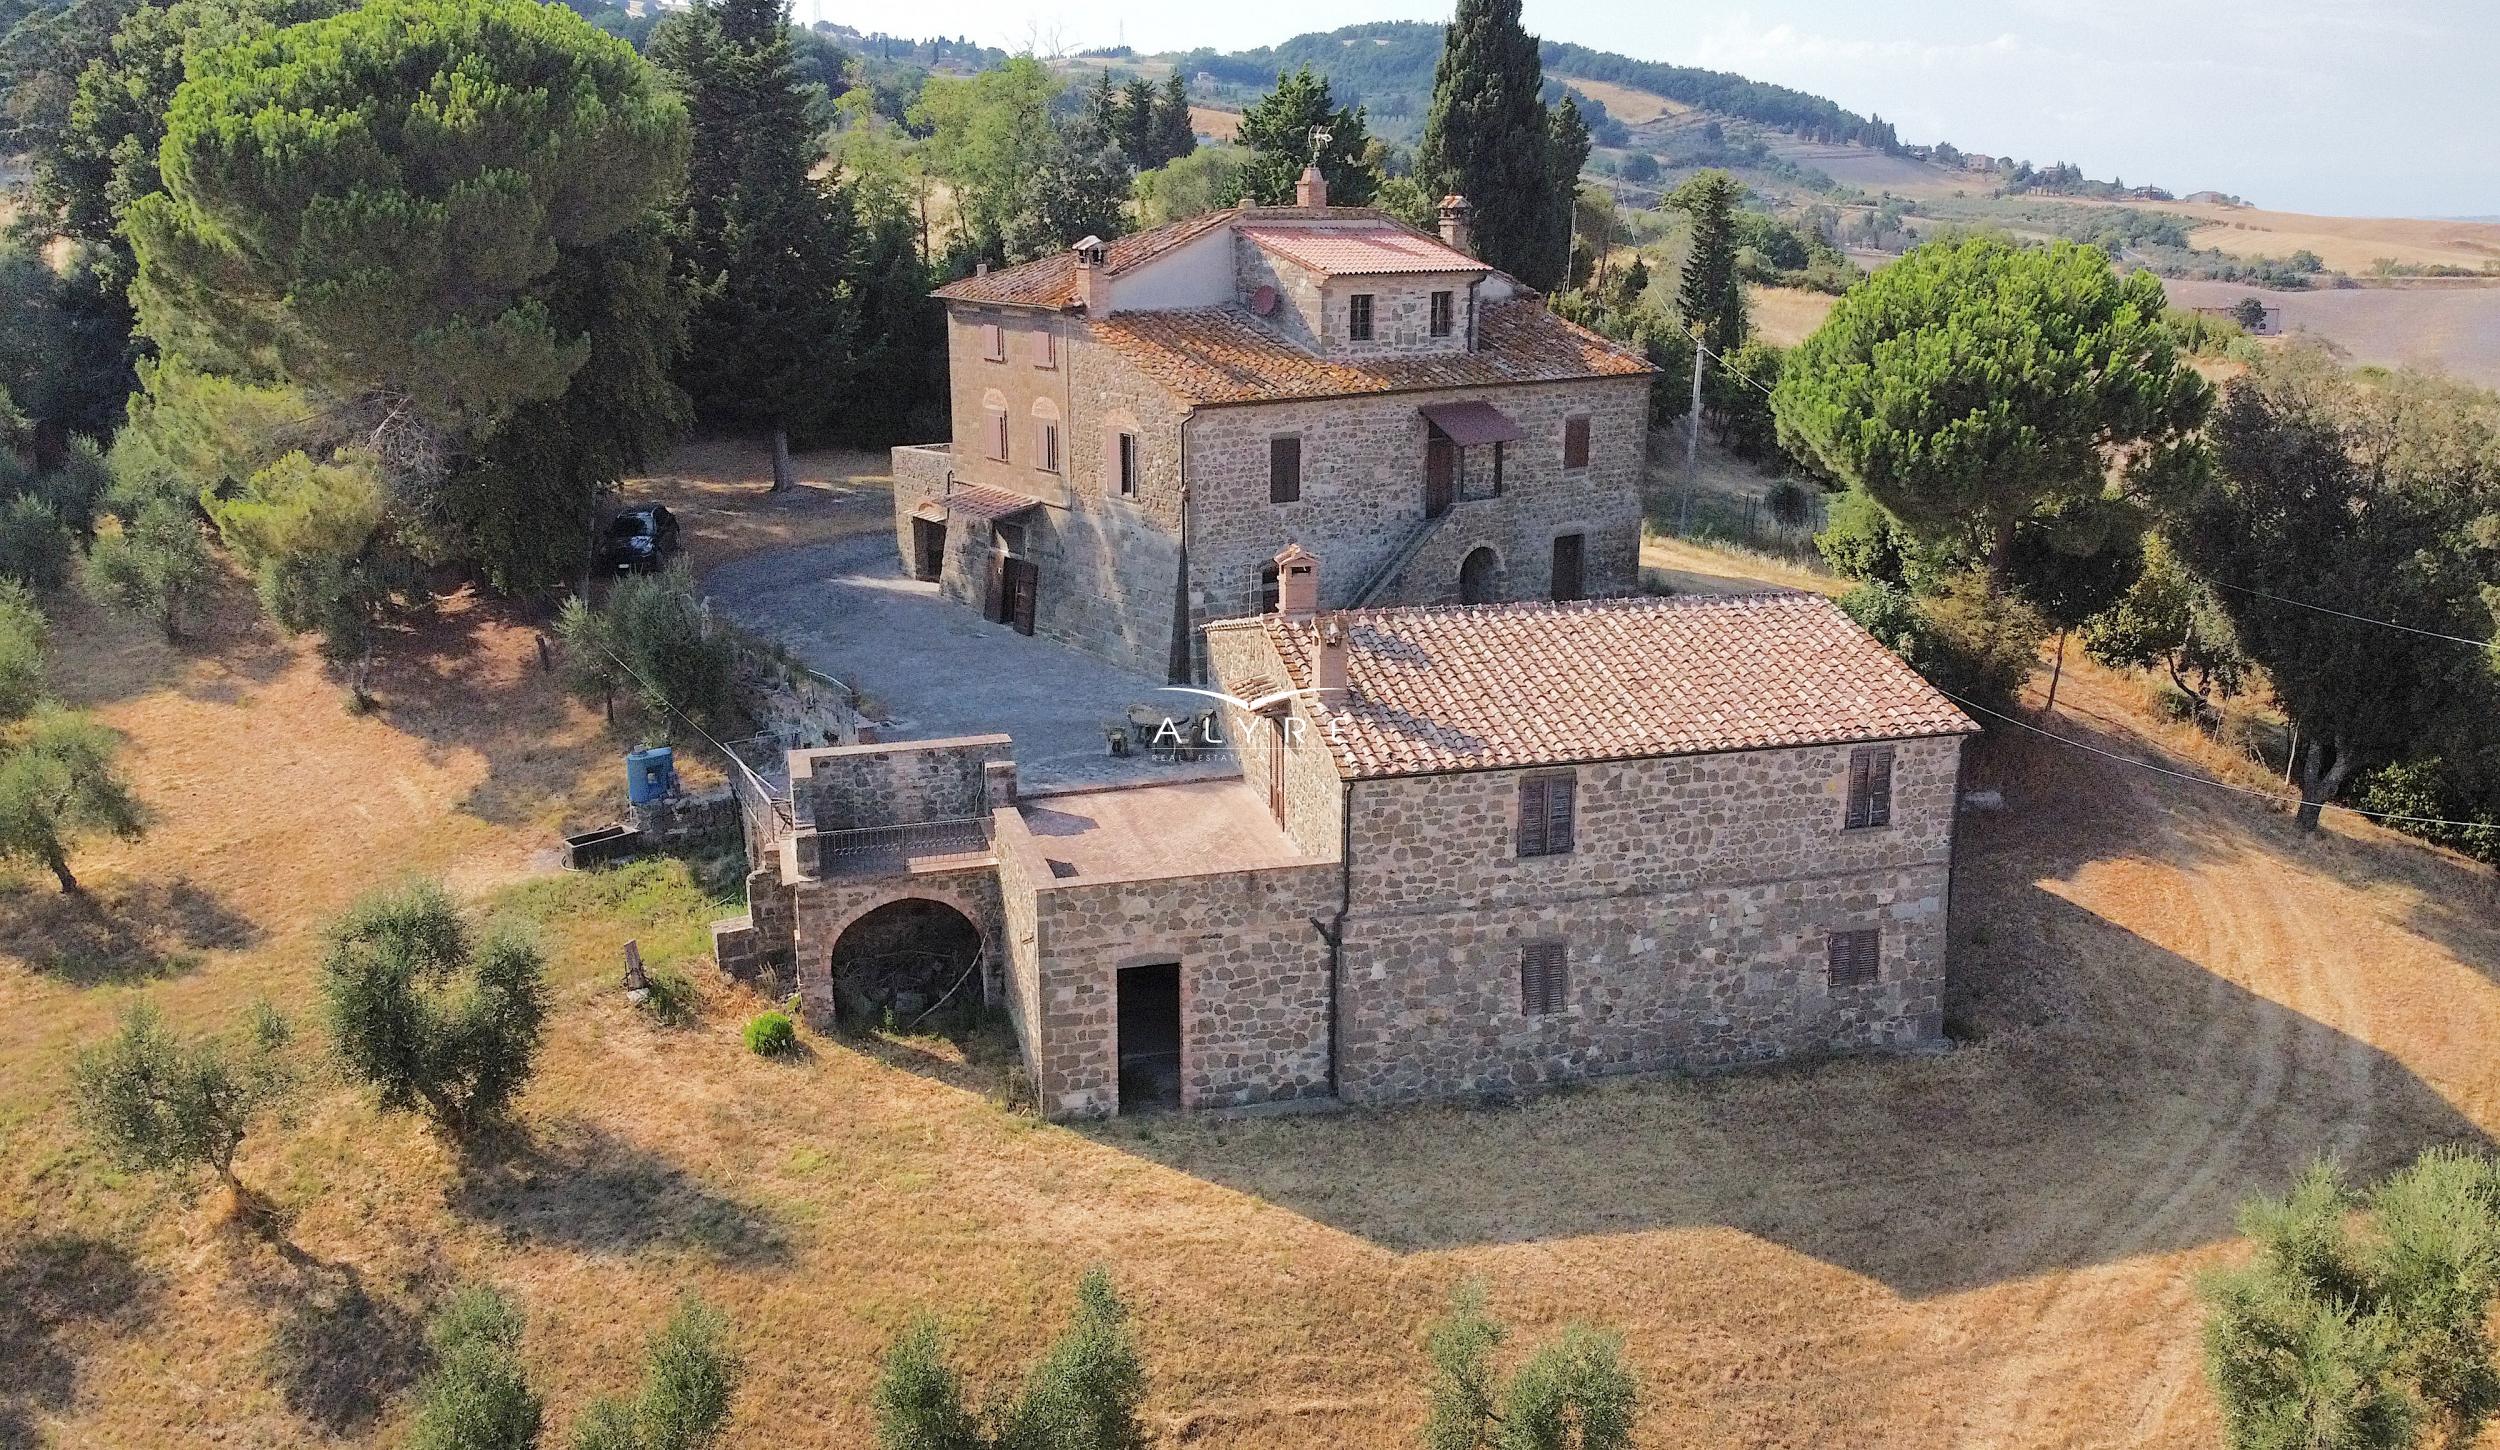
[1827,929,1880,987]
[1546,774,1575,854]
[1564,416,1590,468]
[1846,749,1872,829]
[1521,940,1568,1015]
[1517,776,1549,857]
[1868,746,1894,827]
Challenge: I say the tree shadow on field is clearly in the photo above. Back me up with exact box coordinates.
[0,1233,161,1449]
[236,1244,431,1437]
[1083,722,2492,1298]
[0,875,261,984]
[448,1119,789,1264]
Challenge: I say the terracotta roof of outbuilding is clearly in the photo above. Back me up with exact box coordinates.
[941,483,1043,522]
[1236,222,1487,276]
[1087,299,1651,405]
[932,204,1404,309]
[1222,594,1977,779]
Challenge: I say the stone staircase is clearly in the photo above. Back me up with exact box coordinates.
[1350,510,1452,608]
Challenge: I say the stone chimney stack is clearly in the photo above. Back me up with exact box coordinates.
[1072,235,1111,315]
[1438,194,1474,255]
[1314,617,1349,703]
[1274,542,1319,622]
[1296,163,1328,209]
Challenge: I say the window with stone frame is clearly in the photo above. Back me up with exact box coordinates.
[1116,432,1139,496]
[1348,293,1374,342]
[1845,745,1895,829]
[1827,928,1881,987]
[1520,940,1569,1015]
[1430,289,1454,338]
[1269,435,1302,503]
[1516,771,1577,857]
[1563,414,1591,469]
[982,322,1005,362]
[986,409,1009,461]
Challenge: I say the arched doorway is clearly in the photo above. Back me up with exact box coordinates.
[828,898,983,1029]
[1459,546,1499,605]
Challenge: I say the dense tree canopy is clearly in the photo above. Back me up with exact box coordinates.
[1772,235,2210,589]
[1415,0,1579,290]
[1231,65,1376,207]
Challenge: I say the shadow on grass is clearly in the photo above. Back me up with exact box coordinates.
[0,876,262,984]
[0,1233,161,1447]
[240,1246,431,1437]
[841,1008,1026,1103]
[448,1119,789,1264]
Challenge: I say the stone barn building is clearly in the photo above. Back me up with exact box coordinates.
[889,169,1655,683]
[714,547,1977,1119]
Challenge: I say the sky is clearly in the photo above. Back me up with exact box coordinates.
[797,0,2500,218]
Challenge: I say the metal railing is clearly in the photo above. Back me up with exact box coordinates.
[815,815,996,871]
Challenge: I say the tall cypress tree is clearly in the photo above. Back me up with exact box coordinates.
[1118,75,1158,165]
[651,0,859,490]
[1671,170,1746,357]
[1540,95,1591,292]
[1415,0,1568,288]
[1152,75,1197,171]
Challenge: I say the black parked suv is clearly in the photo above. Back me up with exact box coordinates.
[599,505,681,575]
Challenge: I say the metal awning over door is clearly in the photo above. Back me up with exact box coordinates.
[1417,399,1525,446]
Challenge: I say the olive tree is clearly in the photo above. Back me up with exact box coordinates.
[319,880,548,1136]
[410,1287,544,1450]
[572,1297,743,1450]
[872,1268,1145,1450]
[73,999,295,1200]
[1422,1283,1638,1450]
[0,706,146,893]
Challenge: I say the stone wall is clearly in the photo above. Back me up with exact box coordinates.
[791,735,1012,833]
[1331,734,1967,1104]
[1182,375,1650,645]
[789,865,1006,1026]
[1202,619,1349,860]
[891,443,952,574]
[993,802,1339,1118]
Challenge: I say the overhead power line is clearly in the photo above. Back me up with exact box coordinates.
[2207,578,2500,654]
[1934,686,2498,836]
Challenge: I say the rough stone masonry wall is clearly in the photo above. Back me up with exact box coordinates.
[1203,620,1349,861]
[789,863,1006,1026]
[1334,734,1966,1104]
[993,804,1339,1118]
[1183,375,1649,638]
[791,735,1011,833]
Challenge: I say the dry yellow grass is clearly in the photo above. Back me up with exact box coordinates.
[1748,283,1839,347]
[2127,200,2500,274]
[1188,106,1241,143]
[1547,74,1690,126]
[9,479,2500,1447]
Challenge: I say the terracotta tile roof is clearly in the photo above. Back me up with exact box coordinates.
[1236,222,1487,276]
[932,205,1397,309]
[942,483,1043,522]
[1227,594,1977,779]
[1089,299,1651,405]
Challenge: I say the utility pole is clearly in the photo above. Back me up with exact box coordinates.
[1679,332,1705,536]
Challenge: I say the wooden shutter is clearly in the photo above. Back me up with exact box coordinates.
[1564,416,1590,468]
[1517,776,1549,856]
[1867,746,1894,827]
[1551,534,1584,602]
[1545,774,1575,854]
[1846,749,1872,829]
[1269,437,1301,503]
[1827,929,1880,988]
[1521,941,1568,1015]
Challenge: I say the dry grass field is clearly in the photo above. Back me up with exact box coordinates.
[1188,105,1241,142]
[1549,74,1691,126]
[7,444,2500,1447]
[2133,201,2500,276]
[1748,283,1840,347]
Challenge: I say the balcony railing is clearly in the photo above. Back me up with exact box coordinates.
[814,815,996,876]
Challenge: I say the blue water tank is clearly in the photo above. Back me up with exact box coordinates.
[625,746,678,805]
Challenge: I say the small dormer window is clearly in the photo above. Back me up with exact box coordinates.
[1348,294,1374,342]
[1430,290,1454,338]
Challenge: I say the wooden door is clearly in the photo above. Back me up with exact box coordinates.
[983,550,1007,622]
[1007,558,1039,636]
[1266,715,1288,823]
[1424,429,1457,519]
[911,517,945,581]
[1551,533,1585,602]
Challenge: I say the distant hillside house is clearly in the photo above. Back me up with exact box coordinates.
[889,169,1656,683]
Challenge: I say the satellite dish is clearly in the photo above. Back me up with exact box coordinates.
[1250,284,1279,316]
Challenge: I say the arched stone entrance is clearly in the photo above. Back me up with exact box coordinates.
[827,897,985,1028]
[1459,546,1501,605]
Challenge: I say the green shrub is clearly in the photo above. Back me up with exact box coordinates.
[0,578,49,722]
[83,498,215,642]
[1838,573,2047,709]
[558,565,741,738]
[638,967,699,1027]
[574,1297,743,1450]
[873,1267,1143,1450]
[742,1010,795,1057]
[72,998,295,1198]
[26,438,111,535]
[0,494,73,591]
[1422,1282,1640,1450]
[410,1287,543,1450]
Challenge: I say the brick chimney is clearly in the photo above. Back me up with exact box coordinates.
[1296,163,1328,209]
[1314,616,1348,703]
[1274,542,1319,622]
[1438,194,1474,255]
[1072,235,1111,315]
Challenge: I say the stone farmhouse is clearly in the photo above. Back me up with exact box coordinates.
[713,546,1978,1119]
[888,168,1655,682]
